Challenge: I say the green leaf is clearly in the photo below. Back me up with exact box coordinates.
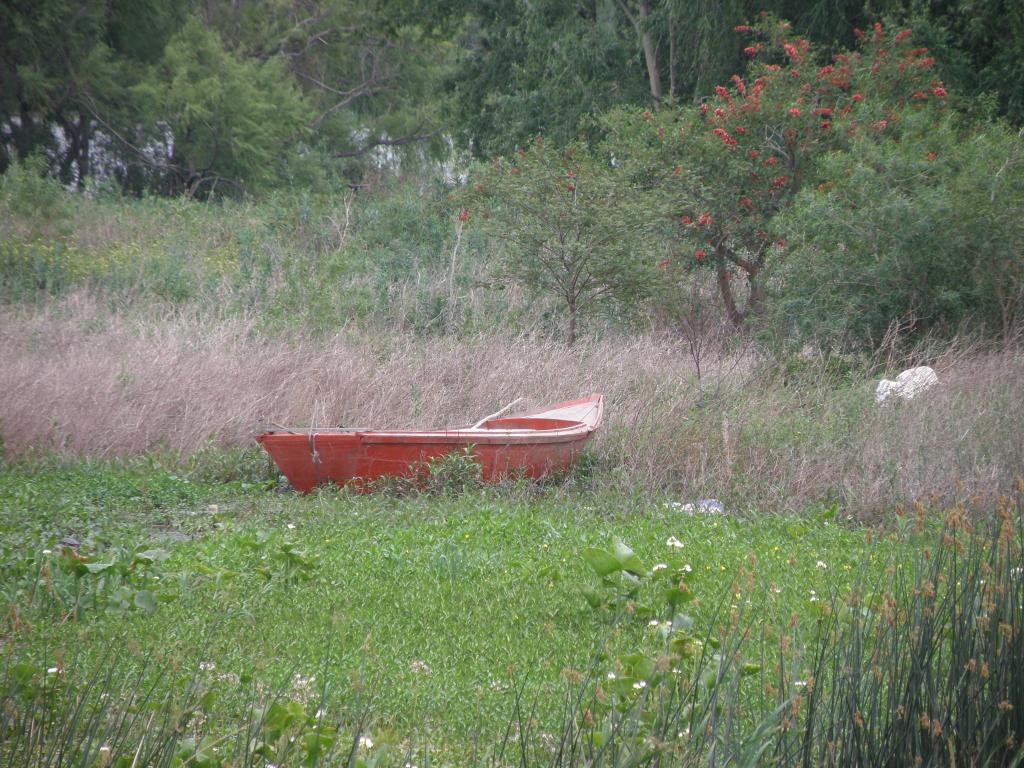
[302,730,334,766]
[612,540,646,576]
[581,586,606,609]
[620,653,656,681]
[664,583,695,609]
[672,613,695,631]
[582,547,620,577]
[134,589,158,613]
[84,561,114,574]
[135,548,170,563]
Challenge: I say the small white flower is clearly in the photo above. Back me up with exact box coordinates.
[358,735,374,750]
[42,549,52,555]
[632,680,647,690]
[606,671,617,680]
[287,523,296,530]
[794,680,808,688]
[770,584,782,594]
[666,536,684,548]
[199,661,216,672]
[46,667,60,675]
[816,560,828,569]
[648,619,661,627]
[809,590,818,602]
[682,563,693,573]
[652,563,668,572]
[663,501,684,510]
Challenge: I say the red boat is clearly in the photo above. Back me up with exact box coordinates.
[256,394,603,492]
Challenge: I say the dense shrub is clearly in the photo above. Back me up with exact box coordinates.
[773,110,1024,348]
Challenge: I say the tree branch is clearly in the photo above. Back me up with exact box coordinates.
[331,129,438,158]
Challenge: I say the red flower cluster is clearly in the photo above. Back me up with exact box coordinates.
[744,46,760,57]
[733,25,752,32]
[894,29,913,43]
[770,175,790,190]
[695,249,708,261]
[459,209,470,222]
[788,107,801,118]
[713,127,738,148]
[931,85,947,98]
[697,212,713,227]
[680,215,693,225]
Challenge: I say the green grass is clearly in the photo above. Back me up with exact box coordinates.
[1,458,914,759]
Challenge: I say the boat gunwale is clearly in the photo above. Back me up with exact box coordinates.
[256,395,604,446]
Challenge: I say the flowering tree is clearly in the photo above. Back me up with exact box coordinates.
[604,17,952,327]
[464,137,665,345]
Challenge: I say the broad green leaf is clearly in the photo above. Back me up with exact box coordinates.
[612,540,646,576]
[84,561,114,574]
[582,547,620,577]
[581,586,606,608]
[136,549,170,563]
[134,590,158,614]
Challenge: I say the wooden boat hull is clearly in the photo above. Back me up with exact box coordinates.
[257,395,602,492]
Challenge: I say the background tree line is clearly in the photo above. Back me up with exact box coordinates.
[2,0,1022,350]
[2,0,1022,195]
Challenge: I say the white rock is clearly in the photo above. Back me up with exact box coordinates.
[875,366,938,404]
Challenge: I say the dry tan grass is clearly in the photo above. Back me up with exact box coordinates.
[2,294,1021,515]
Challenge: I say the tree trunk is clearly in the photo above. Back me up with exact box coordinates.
[76,112,90,188]
[616,0,663,107]
[747,273,766,318]
[638,3,663,106]
[567,296,577,346]
[717,266,745,327]
[15,100,36,160]
[668,13,678,98]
